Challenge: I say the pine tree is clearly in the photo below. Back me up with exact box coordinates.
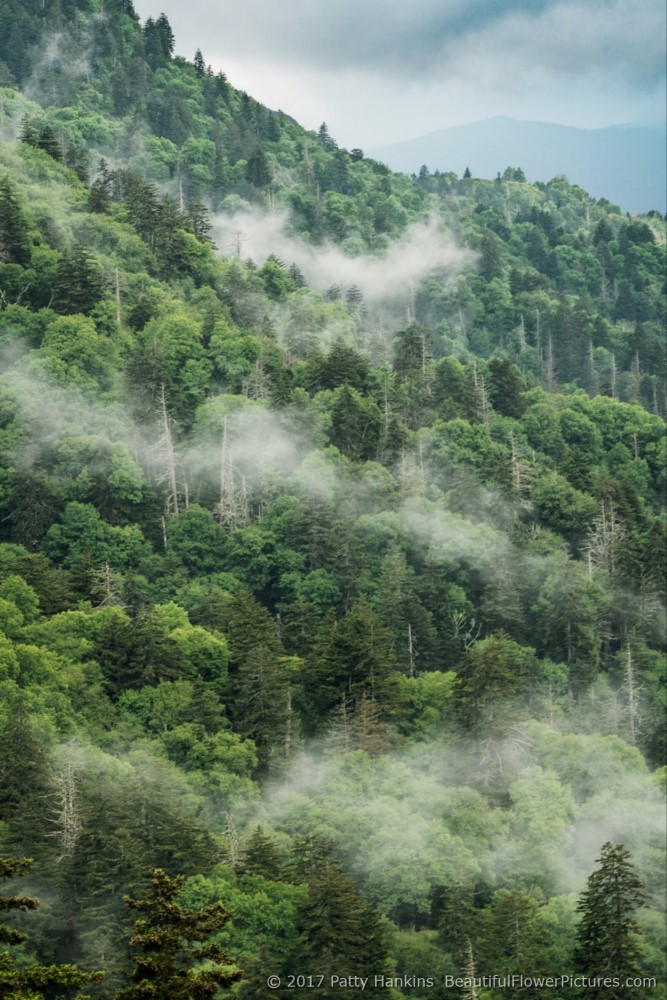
[306,598,400,724]
[219,589,282,670]
[480,234,503,281]
[436,883,478,963]
[36,124,63,162]
[575,843,647,999]
[18,116,39,147]
[116,868,241,999]
[245,146,271,187]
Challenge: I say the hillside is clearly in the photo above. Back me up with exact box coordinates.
[0,1,665,997]
[371,117,667,216]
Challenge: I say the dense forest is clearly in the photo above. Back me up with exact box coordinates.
[0,1,665,997]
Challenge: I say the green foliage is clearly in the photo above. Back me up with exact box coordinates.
[454,634,543,735]
[0,1,663,992]
[116,868,241,999]
[0,856,103,999]
[292,843,391,999]
[575,843,648,998]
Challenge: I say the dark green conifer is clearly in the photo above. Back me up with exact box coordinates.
[0,178,31,266]
[116,868,241,1000]
[35,124,63,162]
[0,857,103,998]
[240,826,286,881]
[232,646,291,767]
[293,849,390,998]
[0,708,53,861]
[575,843,647,999]
[53,247,106,315]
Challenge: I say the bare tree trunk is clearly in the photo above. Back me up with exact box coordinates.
[50,747,81,863]
[462,940,480,1000]
[407,622,416,678]
[225,812,241,879]
[610,352,617,400]
[517,314,527,352]
[114,268,121,324]
[284,690,292,758]
[545,331,556,393]
[624,645,641,747]
[157,384,179,518]
[510,433,527,495]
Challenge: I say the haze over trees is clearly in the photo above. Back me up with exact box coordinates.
[0,2,664,997]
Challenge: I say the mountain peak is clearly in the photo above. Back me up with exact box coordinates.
[371,118,666,214]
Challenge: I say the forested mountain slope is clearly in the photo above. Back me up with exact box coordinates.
[370,117,667,216]
[0,1,665,997]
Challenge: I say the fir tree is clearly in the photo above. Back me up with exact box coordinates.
[231,646,291,768]
[0,708,53,861]
[0,177,31,266]
[0,857,103,999]
[116,868,242,1000]
[294,854,390,999]
[240,827,286,881]
[575,843,647,999]
[36,124,63,162]
[53,247,106,316]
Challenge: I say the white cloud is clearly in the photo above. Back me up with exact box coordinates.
[132,0,666,146]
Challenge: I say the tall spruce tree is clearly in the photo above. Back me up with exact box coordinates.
[116,868,241,1000]
[575,843,647,999]
[0,708,53,862]
[294,856,391,999]
[0,178,31,266]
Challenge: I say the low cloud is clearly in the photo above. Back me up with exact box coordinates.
[213,208,474,306]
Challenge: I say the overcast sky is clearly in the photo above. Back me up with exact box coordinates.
[132,0,666,150]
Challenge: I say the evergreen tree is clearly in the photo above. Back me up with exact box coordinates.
[575,843,647,998]
[53,247,106,316]
[329,385,380,460]
[453,633,541,736]
[218,589,282,671]
[480,234,503,281]
[478,889,552,997]
[35,124,63,162]
[306,598,399,724]
[435,883,479,964]
[240,826,286,881]
[487,358,527,418]
[0,178,31,266]
[294,855,390,999]
[116,868,241,999]
[231,646,292,768]
[0,856,103,999]
[245,146,271,187]
[0,708,53,861]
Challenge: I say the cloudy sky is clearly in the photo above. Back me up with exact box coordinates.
[133,0,666,150]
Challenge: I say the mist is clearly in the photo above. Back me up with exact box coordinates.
[249,727,665,914]
[213,207,476,306]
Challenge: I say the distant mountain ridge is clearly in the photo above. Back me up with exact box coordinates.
[370,117,666,215]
